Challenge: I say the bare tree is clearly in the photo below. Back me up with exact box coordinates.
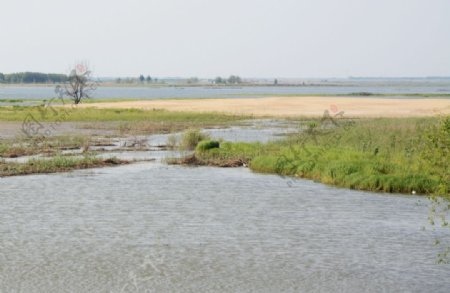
[64,63,97,104]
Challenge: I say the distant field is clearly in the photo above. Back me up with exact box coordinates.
[76,96,450,118]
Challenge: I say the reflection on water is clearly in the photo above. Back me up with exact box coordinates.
[0,163,449,292]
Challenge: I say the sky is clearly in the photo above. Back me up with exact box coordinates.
[0,0,449,78]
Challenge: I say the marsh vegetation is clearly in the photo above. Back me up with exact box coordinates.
[0,106,251,176]
[177,116,449,196]
[0,156,128,177]
[1,104,448,196]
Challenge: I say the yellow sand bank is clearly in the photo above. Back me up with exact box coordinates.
[78,96,450,118]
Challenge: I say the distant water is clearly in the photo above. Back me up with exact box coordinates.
[1,83,450,100]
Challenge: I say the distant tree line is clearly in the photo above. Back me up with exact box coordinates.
[0,72,68,83]
[186,77,199,84]
[116,75,157,84]
[214,75,242,84]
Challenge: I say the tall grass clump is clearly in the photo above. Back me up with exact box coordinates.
[420,116,450,197]
[179,129,210,150]
[166,134,179,149]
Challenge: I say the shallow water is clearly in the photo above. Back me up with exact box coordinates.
[1,120,292,165]
[1,122,449,292]
[0,163,449,292]
[148,120,297,147]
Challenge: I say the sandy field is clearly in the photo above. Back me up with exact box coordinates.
[78,96,450,118]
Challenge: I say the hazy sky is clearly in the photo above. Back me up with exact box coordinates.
[1,0,449,77]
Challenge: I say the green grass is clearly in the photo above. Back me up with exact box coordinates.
[0,156,128,177]
[0,99,27,103]
[0,106,250,123]
[189,116,449,195]
[196,140,220,152]
[249,145,439,194]
[195,141,269,162]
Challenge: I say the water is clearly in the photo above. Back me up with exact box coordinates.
[0,163,449,292]
[1,82,450,101]
[1,120,449,292]
[146,120,297,147]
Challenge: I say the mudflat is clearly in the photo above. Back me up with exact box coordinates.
[77,96,450,117]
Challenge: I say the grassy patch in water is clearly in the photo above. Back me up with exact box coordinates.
[0,156,128,177]
[249,146,439,194]
[185,116,449,195]
[0,135,108,158]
